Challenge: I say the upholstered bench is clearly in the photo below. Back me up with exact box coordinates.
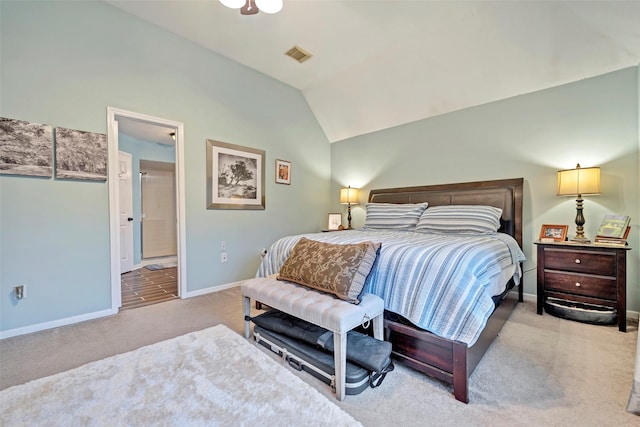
[241,277,384,400]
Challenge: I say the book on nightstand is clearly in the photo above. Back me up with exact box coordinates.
[594,225,630,245]
[595,215,630,239]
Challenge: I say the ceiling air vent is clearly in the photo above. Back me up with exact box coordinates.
[285,46,312,63]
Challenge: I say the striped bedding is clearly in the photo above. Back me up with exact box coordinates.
[256,230,526,346]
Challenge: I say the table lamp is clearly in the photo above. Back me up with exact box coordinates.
[340,186,360,230]
[557,163,601,242]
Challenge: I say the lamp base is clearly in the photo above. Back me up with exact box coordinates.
[571,196,590,243]
[570,236,591,243]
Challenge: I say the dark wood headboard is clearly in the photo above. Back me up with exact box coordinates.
[368,178,524,248]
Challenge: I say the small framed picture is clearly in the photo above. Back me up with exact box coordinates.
[539,224,568,242]
[327,213,342,230]
[275,159,291,185]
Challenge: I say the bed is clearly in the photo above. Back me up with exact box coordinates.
[257,178,525,403]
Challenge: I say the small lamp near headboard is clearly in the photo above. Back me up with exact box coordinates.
[340,186,360,230]
[557,163,601,242]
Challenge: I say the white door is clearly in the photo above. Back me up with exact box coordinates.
[119,151,134,274]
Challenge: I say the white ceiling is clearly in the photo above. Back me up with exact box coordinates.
[116,116,176,145]
[106,0,640,143]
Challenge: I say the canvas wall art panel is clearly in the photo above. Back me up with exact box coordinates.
[0,117,53,178]
[55,127,107,181]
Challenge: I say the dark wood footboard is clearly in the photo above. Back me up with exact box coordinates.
[384,285,520,403]
[372,177,524,403]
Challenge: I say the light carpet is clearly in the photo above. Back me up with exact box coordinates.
[0,324,360,427]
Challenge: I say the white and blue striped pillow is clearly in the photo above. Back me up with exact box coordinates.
[415,205,502,234]
[362,203,428,230]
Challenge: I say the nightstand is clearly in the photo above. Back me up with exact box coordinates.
[535,240,631,332]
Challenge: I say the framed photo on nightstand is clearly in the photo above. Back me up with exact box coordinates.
[327,213,342,230]
[539,224,568,242]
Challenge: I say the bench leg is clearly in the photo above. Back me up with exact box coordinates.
[334,331,347,401]
[372,314,383,340]
[243,296,251,339]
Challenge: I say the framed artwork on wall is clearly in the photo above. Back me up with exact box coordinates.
[539,224,568,242]
[55,127,107,181]
[0,117,53,178]
[206,139,265,210]
[275,159,291,185]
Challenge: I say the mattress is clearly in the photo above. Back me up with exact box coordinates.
[257,230,525,346]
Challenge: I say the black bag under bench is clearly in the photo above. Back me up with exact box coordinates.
[250,309,393,395]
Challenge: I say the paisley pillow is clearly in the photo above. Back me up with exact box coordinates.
[277,237,381,304]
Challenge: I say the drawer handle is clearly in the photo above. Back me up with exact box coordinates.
[574,259,581,264]
[575,282,581,287]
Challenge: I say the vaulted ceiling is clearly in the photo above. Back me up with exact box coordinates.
[106,0,640,143]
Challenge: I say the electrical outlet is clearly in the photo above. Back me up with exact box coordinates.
[220,252,228,263]
[14,285,25,300]
[221,241,226,251]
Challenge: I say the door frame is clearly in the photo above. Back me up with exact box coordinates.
[107,106,187,310]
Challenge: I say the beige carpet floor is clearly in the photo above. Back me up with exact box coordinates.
[1,324,360,426]
[1,287,638,426]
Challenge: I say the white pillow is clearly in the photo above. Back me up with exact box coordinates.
[362,202,428,230]
[415,205,502,234]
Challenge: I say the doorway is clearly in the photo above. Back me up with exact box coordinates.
[120,265,178,310]
[107,107,187,312]
[121,154,178,310]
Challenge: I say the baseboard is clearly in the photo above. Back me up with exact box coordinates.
[0,308,116,340]
[183,281,242,298]
[0,281,241,339]
[3,287,635,340]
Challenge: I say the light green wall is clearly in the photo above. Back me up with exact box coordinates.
[0,1,330,334]
[332,67,640,312]
[2,1,637,336]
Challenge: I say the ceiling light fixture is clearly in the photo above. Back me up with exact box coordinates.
[220,0,283,15]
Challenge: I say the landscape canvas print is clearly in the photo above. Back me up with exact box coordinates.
[0,117,53,178]
[55,127,107,181]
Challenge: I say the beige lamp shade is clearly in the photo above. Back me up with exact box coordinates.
[557,164,601,196]
[340,187,360,204]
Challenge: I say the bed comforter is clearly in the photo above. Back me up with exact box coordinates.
[257,230,526,346]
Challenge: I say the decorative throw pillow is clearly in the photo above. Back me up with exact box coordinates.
[277,238,381,304]
[362,202,428,230]
[415,205,503,234]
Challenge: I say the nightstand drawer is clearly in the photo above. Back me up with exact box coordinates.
[544,271,616,300]
[543,248,616,276]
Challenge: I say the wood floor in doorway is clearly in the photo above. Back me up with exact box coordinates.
[121,267,178,310]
